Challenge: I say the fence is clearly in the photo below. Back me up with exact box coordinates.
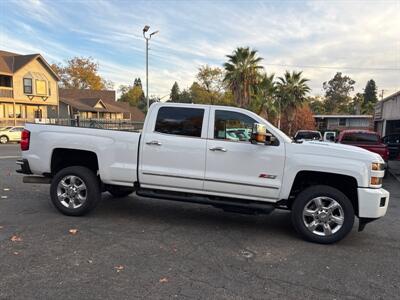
[47,118,144,132]
[1,118,144,132]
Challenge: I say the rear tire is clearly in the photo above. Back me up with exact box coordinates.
[50,166,101,216]
[0,135,9,144]
[291,185,355,244]
[106,185,134,198]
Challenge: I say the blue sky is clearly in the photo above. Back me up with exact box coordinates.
[1,0,399,99]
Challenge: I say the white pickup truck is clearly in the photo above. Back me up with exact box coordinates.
[17,103,389,244]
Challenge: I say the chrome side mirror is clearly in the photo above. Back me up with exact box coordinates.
[250,123,267,144]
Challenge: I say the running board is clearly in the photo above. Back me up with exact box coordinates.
[23,176,52,184]
[136,188,275,215]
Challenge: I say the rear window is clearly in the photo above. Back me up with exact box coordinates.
[342,133,379,143]
[295,132,321,140]
[155,107,204,137]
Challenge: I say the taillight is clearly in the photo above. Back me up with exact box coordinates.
[21,129,30,151]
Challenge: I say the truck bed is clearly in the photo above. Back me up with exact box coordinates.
[23,123,141,186]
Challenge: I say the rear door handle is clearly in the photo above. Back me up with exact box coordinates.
[146,140,162,146]
[209,146,227,152]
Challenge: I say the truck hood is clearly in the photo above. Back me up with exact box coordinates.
[290,140,384,163]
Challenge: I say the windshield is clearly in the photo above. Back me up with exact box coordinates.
[342,133,379,143]
[0,127,12,131]
[295,131,321,140]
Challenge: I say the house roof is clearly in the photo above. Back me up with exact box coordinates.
[380,90,400,103]
[0,50,60,80]
[314,114,373,119]
[59,88,116,103]
[59,88,146,121]
[60,97,125,113]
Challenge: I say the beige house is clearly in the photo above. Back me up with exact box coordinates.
[0,50,60,126]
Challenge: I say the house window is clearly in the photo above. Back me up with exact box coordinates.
[339,118,347,126]
[23,78,32,94]
[36,80,47,95]
[0,75,12,87]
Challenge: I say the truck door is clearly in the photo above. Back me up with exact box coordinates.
[204,108,285,201]
[139,105,209,192]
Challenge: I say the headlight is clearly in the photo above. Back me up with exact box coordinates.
[371,163,384,171]
[371,177,382,185]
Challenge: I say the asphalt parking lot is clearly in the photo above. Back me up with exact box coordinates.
[0,144,399,299]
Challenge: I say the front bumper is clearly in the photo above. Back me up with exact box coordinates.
[358,187,389,218]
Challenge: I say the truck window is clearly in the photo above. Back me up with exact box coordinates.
[342,133,379,144]
[214,110,256,142]
[155,107,204,137]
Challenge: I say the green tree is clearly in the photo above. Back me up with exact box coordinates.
[348,93,364,115]
[362,79,378,114]
[197,65,224,93]
[249,73,277,121]
[323,72,355,113]
[276,71,310,135]
[308,96,326,114]
[223,47,263,107]
[118,77,146,112]
[51,57,113,90]
[169,82,180,102]
[179,89,192,103]
[194,65,226,104]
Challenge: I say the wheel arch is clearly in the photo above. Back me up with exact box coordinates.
[288,171,359,215]
[51,148,99,176]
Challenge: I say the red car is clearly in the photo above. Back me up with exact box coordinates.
[337,130,389,161]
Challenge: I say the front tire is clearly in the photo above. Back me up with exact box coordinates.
[0,135,9,144]
[50,166,101,216]
[291,185,355,244]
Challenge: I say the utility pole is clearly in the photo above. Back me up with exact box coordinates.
[380,89,385,100]
[142,25,159,112]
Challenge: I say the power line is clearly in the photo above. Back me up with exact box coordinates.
[263,63,400,71]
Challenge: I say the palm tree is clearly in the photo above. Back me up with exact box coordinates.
[251,73,277,120]
[223,47,263,107]
[276,71,310,135]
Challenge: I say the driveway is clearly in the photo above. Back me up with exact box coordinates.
[0,144,399,299]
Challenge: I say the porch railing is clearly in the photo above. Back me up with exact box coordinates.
[0,87,13,98]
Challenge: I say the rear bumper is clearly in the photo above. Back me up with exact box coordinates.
[358,187,389,218]
[16,159,32,175]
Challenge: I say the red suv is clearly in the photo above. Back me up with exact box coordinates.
[337,130,389,161]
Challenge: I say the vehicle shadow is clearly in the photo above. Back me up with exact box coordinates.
[94,193,297,239]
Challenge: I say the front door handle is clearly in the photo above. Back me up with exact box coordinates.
[209,146,227,152]
[146,140,162,146]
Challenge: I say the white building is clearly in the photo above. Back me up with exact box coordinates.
[374,91,400,136]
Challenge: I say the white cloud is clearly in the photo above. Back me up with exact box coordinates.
[1,0,399,98]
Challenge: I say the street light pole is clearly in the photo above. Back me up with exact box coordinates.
[142,25,159,112]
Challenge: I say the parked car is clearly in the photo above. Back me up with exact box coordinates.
[293,130,322,142]
[0,126,24,144]
[323,131,336,142]
[336,130,389,162]
[17,103,389,244]
[382,134,400,160]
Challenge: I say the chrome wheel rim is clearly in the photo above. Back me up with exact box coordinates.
[302,196,344,236]
[57,175,87,209]
[0,136,7,144]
